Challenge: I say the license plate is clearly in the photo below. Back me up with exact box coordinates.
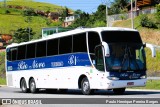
[127,82,134,86]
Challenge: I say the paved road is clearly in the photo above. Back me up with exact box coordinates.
[1,86,160,107]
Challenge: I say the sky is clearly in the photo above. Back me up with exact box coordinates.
[35,0,110,14]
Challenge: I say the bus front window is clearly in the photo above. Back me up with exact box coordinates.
[105,44,146,72]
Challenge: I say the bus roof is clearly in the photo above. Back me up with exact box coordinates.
[7,27,138,48]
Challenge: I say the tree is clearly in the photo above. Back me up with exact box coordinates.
[13,28,35,43]
[109,0,129,15]
[74,9,83,15]
[69,4,106,28]
[60,7,69,21]
[69,12,90,28]
[23,8,37,16]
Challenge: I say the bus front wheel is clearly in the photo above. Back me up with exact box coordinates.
[29,78,38,93]
[113,88,126,95]
[20,78,28,93]
[81,77,94,95]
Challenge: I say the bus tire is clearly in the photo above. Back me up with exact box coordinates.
[20,78,28,93]
[81,77,94,95]
[113,88,125,95]
[29,78,38,93]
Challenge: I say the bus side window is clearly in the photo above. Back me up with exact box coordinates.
[11,47,18,61]
[7,48,11,61]
[73,33,87,53]
[36,41,47,57]
[88,32,101,62]
[59,36,72,54]
[47,39,58,56]
[95,46,105,71]
[17,45,26,60]
[26,43,36,59]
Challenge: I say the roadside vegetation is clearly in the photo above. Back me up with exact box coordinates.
[0,52,6,85]
[130,80,160,90]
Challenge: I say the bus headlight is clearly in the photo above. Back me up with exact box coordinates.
[107,76,119,80]
[140,75,147,79]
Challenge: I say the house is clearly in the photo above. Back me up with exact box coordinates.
[127,0,159,13]
[48,12,59,22]
[62,14,80,27]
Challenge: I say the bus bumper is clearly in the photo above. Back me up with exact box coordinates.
[98,79,147,89]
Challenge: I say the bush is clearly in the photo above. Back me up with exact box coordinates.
[23,8,37,16]
[120,15,126,20]
[5,10,10,14]
[140,14,157,28]
[156,4,160,20]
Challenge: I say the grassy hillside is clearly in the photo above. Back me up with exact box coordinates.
[112,14,160,75]
[0,1,63,39]
[0,1,63,12]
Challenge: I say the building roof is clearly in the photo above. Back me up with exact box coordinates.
[127,0,159,10]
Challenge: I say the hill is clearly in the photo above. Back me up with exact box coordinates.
[0,1,64,39]
[0,1,63,12]
[112,14,160,76]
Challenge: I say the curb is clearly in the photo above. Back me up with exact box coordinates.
[127,88,160,92]
[0,85,6,87]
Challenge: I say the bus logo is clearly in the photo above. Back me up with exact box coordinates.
[68,55,77,66]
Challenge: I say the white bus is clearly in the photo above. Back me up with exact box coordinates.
[6,27,156,95]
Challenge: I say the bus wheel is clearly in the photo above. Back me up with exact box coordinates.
[29,78,38,93]
[20,78,28,93]
[81,77,94,95]
[113,88,126,95]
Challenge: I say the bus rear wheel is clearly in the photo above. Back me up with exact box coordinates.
[113,88,126,95]
[81,77,94,95]
[29,78,38,93]
[20,78,28,93]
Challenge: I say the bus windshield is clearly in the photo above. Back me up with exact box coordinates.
[105,43,146,71]
[101,31,146,72]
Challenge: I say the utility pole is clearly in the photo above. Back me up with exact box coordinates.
[3,0,6,8]
[131,0,134,29]
[135,0,137,16]
[106,1,108,27]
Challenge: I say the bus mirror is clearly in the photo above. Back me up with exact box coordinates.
[102,42,110,57]
[146,43,156,57]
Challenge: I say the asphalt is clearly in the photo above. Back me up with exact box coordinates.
[1,85,160,91]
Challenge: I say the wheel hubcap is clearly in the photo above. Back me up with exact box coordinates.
[83,81,89,92]
[30,82,35,91]
[21,81,26,91]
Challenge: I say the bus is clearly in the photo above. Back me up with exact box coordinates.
[6,27,156,95]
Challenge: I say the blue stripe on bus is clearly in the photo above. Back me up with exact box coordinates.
[7,53,91,72]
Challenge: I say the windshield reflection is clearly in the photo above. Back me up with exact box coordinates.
[105,44,146,71]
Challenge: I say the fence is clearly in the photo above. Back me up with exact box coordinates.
[108,8,157,27]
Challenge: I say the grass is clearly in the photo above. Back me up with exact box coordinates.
[0,1,63,38]
[0,14,48,38]
[130,80,160,90]
[0,9,62,39]
[0,78,6,85]
[0,1,64,12]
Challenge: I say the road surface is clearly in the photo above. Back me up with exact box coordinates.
[1,86,160,107]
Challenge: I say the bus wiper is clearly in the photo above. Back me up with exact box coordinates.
[121,45,130,71]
